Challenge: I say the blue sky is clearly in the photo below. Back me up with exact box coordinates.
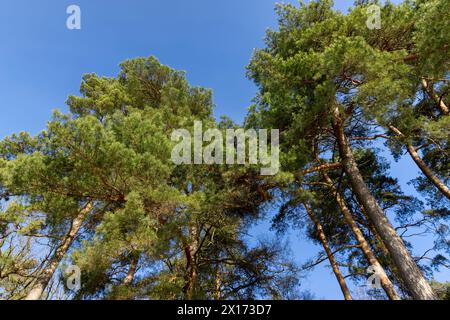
[0,0,294,137]
[1,0,448,299]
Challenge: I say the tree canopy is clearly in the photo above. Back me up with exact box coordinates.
[0,0,448,300]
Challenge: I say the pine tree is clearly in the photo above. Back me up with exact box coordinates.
[247,0,442,299]
[0,56,299,300]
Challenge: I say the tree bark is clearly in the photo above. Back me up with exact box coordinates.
[302,201,353,300]
[123,254,139,286]
[356,203,392,264]
[25,201,93,300]
[214,263,222,300]
[332,109,437,300]
[183,225,199,300]
[302,163,342,175]
[322,173,401,300]
[389,125,450,200]
[421,79,449,116]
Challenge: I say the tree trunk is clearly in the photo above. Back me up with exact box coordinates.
[332,110,437,300]
[322,173,400,300]
[389,125,450,200]
[358,204,409,292]
[302,202,353,300]
[123,254,139,286]
[421,79,449,116]
[183,225,199,300]
[25,202,93,300]
[356,203,391,259]
[214,263,222,300]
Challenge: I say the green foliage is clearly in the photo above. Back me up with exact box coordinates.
[247,0,449,298]
[1,1,448,300]
[0,56,298,300]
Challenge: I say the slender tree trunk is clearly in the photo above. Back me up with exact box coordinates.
[184,225,199,300]
[214,263,222,300]
[322,173,401,300]
[390,125,450,200]
[358,204,409,292]
[302,202,353,300]
[355,203,391,258]
[123,254,139,286]
[421,79,449,116]
[332,109,437,300]
[356,202,395,267]
[25,202,93,300]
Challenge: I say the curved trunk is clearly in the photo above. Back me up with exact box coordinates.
[302,202,353,300]
[25,202,93,300]
[333,111,436,300]
[322,173,400,300]
[421,79,449,116]
[390,126,450,200]
[406,144,450,199]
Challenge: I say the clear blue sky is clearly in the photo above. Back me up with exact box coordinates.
[1,0,448,299]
